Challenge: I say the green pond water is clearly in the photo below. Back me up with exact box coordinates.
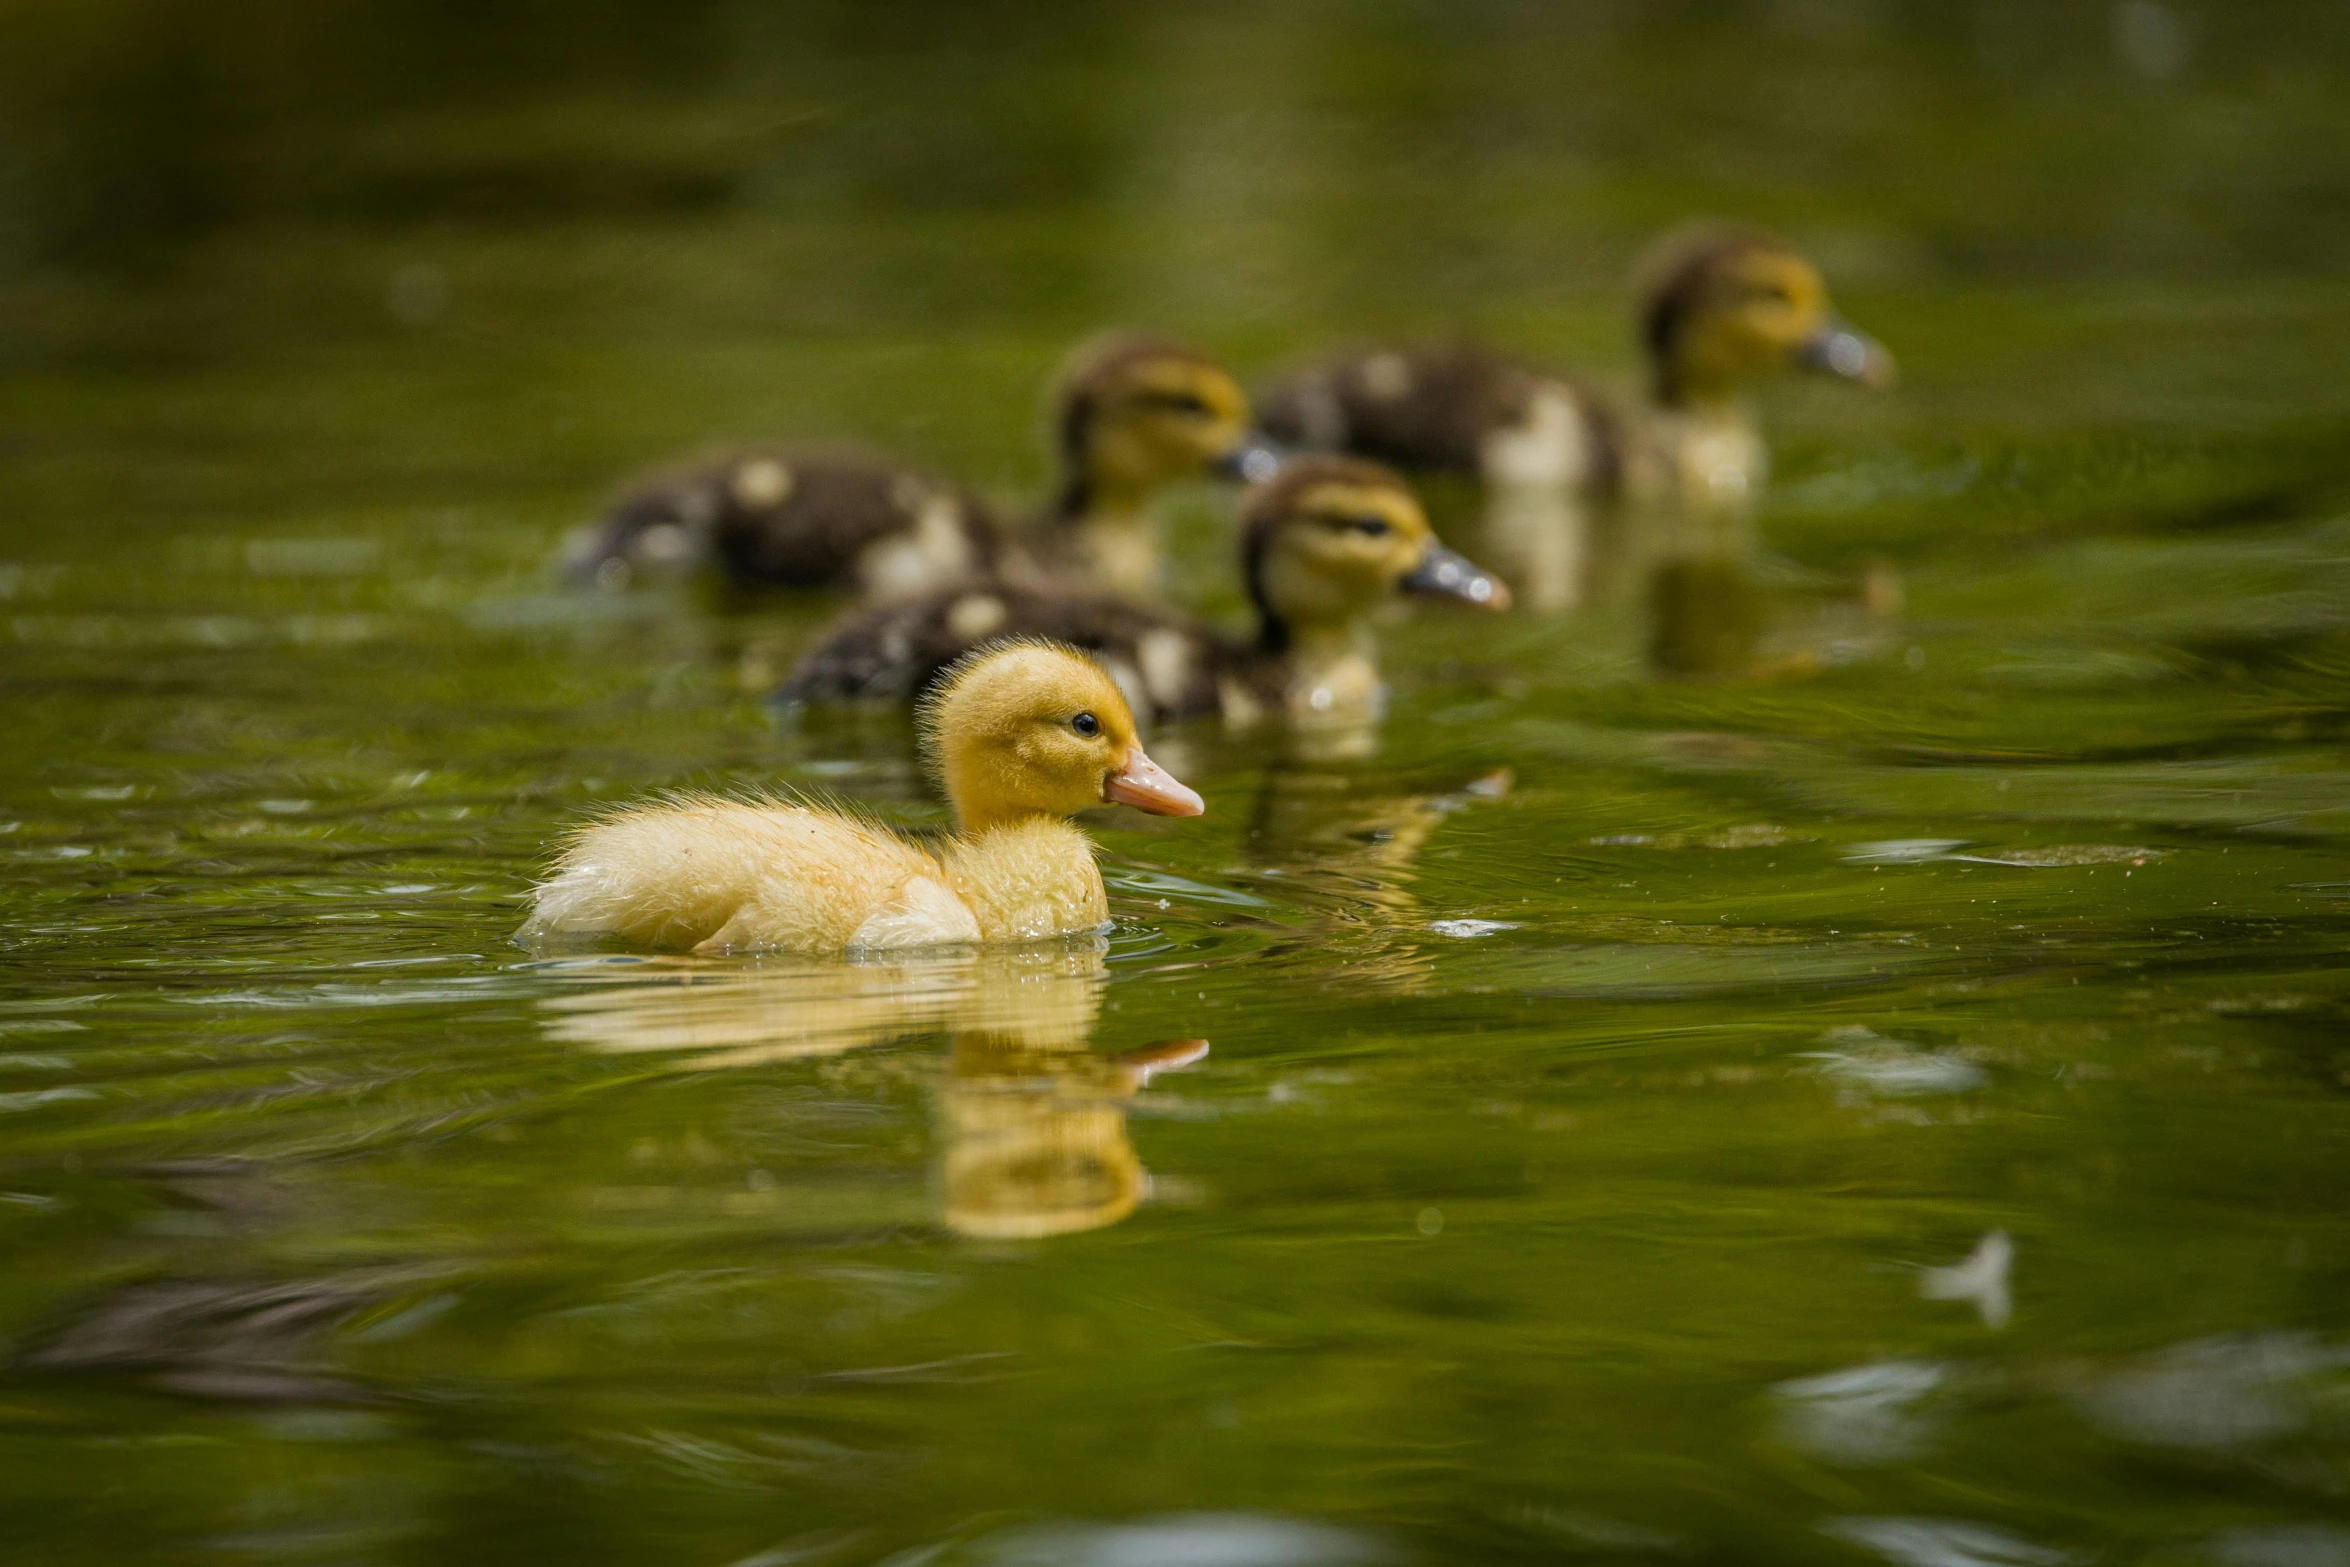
[6,4,2350,1563]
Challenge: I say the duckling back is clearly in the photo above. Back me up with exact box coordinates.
[1256,342,1616,491]
[774,580,1230,722]
[520,798,978,955]
[567,447,1006,597]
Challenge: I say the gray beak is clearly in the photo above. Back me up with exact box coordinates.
[1401,544,1512,611]
[1213,434,1287,485]
[1799,320,1898,389]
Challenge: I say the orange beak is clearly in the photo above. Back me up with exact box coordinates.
[1103,745,1204,817]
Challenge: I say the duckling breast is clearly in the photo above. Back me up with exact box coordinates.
[1478,384,1595,490]
[943,820,1108,942]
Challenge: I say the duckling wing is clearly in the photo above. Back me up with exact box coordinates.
[574,446,1002,594]
[775,582,1231,721]
[520,800,961,955]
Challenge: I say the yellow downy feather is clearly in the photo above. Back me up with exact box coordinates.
[518,641,1180,956]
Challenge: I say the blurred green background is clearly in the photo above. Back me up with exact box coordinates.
[9,0,2350,541]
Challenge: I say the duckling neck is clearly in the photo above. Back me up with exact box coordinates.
[1651,356,1748,414]
[1049,463,1157,529]
[1051,474,1158,597]
[951,798,1042,836]
[1277,620,1383,719]
[942,817,1108,942]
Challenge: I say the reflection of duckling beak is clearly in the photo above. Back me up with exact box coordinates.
[1120,1037,1209,1087]
[1104,746,1205,817]
[939,1032,1206,1242]
[1799,320,1898,389]
[1212,433,1288,485]
[1402,544,1513,611]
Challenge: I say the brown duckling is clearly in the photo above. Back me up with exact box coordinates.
[1254,225,1895,607]
[1039,331,1280,597]
[776,455,1508,727]
[564,332,1277,601]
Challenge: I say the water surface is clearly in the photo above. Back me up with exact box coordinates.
[5,5,2350,1563]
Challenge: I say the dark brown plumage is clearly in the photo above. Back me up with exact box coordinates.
[1270,346,1627,511]
[1255,340,1610,479]
[563,445,1006,595]
[775,580,1235,719]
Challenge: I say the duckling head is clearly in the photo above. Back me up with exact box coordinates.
[1051,332,1276,514]
[919,640,1205,832]
[1638,224,1897,406]
[1243,455,1511,651]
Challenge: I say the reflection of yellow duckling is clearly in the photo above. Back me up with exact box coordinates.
[564,333,1276,601]
[518,642,1203,954]
[937,953,1207,1240]
[538,951,979,1062]
[1256,225,1894,609]
[944,1035,1206,1241]
[537,943,1204,1241]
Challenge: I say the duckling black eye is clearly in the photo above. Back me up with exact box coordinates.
[1071,711,1101,737]
[1138,391,1213,416]
[1339,515,1392,537]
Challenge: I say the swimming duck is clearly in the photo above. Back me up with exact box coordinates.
[775,455,1509,728]
[564,332,1278,600]
[518,641,1204,955]
[1254,225,1895,608]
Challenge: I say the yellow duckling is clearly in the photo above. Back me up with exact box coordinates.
[518,642,1203,955]
[1255,225,1894,608]
[565,332,1276,601]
